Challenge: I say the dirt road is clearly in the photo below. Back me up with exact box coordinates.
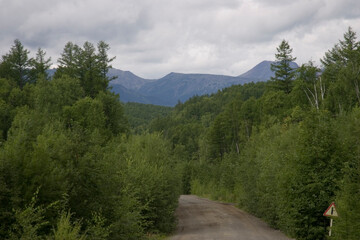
[170,195,292,240]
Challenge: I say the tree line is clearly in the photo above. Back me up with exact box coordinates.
[0,40,182,239]
[147,27,360,240]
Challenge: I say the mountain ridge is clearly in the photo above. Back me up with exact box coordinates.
[109,60,299,106]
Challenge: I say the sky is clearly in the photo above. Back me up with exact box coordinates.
[1,0,360,79]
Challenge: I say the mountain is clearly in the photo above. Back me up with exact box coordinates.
[136,73,253,106]
[49,60,299,106]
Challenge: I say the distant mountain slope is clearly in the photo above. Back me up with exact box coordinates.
[108,68,154,90]
[240,60,299,80]
[137,73,253,106]
[110,84,164,105]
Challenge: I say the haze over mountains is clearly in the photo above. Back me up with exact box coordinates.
[109,60,298,106]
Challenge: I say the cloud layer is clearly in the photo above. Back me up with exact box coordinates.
[1,0,360,78]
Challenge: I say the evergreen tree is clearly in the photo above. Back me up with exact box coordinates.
[55,42,79,79]
[321,27,359,74]
[78,41,99,97]
[270,40,297,94]
[97,41,116,81]
[29,48,52,81]
[321,27,360,111]
[0,39,32,89]
[55,41,115,97]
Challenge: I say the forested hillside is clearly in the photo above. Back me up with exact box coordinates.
[124,102,172,133]
[0,40,182,239]
[147,27,360,240]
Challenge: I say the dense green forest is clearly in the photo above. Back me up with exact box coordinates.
[123,102,172,133]
[0,40,182,239]
[1,27,360,240]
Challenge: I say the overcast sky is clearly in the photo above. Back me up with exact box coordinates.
[1,0,360,79]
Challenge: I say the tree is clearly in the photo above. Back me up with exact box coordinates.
[78,41,99,96]
[0,39,32,89]
[321,27,359,78]
[296,61,324,110]
[55,41,115,97]
[321,27,360,112]
[271,40,297,94]
[95,91,128,136]
[97,41,116,81]
[29,48,52,82]
[55,42,79,79]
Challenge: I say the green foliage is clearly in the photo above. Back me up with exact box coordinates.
[29,48,52,82]
[285,111,342,239]
[0,99,11,140]
[55,41,115,97]
[34,76,84,114]
[96,91,128,135]
[86,212,111,240]
[332,108,360,240]
[292,61,323,109]
[270,40,297,94]
[191,111,345,240]
[0,40,32,89]
[119,133,182,233]
[8,190,48,240]
[0,40,180,240]
[124,102,172,133]
[321,27,360,112]
[52,211,86,240]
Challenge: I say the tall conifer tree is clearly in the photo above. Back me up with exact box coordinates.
[29,48,52,82]
[271,40,297,94]
[0,39,32,89]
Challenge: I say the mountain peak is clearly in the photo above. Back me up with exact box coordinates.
[164,72,183,77]
[239,60,298,80]
[108,68,154,90]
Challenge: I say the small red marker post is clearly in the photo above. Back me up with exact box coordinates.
[323,202,338,237]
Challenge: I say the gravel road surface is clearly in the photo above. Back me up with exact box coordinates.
[170,195,292,240]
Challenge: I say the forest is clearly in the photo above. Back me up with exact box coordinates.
[0,27,359,240]
[0,40,182,239]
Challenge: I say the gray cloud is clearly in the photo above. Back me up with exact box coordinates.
[1,0,360,78]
